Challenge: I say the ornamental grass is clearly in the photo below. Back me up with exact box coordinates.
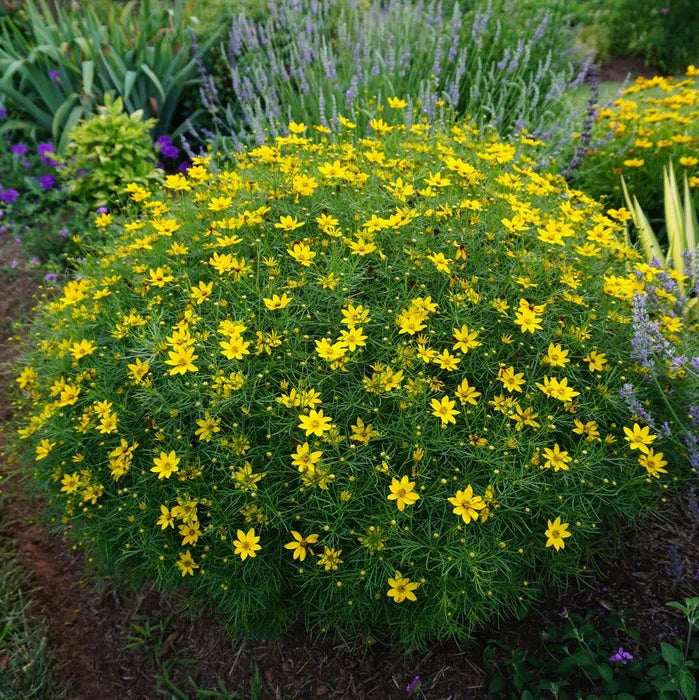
[11,107,698,647]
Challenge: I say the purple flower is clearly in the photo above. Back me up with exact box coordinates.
[44,272,58,283]
[37,142,59,166]
[48,69,60,82]
[178,161,190,173]
[11,143,28,156]
[11,259,19,269]
[155,135,180,160]
[29,256,40,265]
[406,675,421,693]
[96,206,109,214]
[58,228,70,238]
[0,188,20,204]
[35,174,57,191]
[0,107,7,120]
[609,647,633,664]
[660,7,669,14]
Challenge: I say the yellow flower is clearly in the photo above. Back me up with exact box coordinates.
[127,357,150,385]
[286,242,316,266]
[542,444,572,472]
[291,442,323,472]
[316,546,343,571]
[432,349,461,371]
[179,521,202,546]
[623,423,657,453]
[638,448,668,478]
[583,350,608,372]
[165,346,198,375]
[430,395,459,425]
[387,475,420,511]
[623,158,644,168]
[679,156,698,167]
[387,571,419,603]
[298,409,333,437]
[190,280,214,304]
[448,485,485,524]
[497,365,526,393]
[176,550,199,576]
[60,472,81,493]
[455,378,481,405]
[350,417,379,444]
[35,438,55,461]
[194,413,221,442]
[543,343,570,367]
[339,326,367,351]
[69,339,97,360]
[284,531,319,561]
[263,293,293,310]
[275,215,305,231]
[536,376,580,402]
[544,517,571,551]
[156,505,175,530]
[452,325,482,353]
[233,528,261,561]
[219,335,251,360]
[151,450,180,479]
[387,96,408,109]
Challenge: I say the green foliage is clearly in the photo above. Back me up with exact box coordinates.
[604,0,699,74]
[10,113,698,647]
[486,598,699,698]
[622,163,698,308]
[0,0,212,153]
[60,94,163,208]
[201,0,584,155]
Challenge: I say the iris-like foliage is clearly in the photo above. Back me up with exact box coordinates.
[11,109,698,647]
[0,0,213,152]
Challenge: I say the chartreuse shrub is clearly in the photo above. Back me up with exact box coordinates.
[573,69,699,224]
[11,108,699,647]
[60,95,163,208]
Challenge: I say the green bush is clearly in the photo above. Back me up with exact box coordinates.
[605,0,699,74]
[11,110,698,647]
[60,94,162,208]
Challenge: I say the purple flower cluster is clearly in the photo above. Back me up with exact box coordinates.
[609,647,633,664]
[154,135,190,173]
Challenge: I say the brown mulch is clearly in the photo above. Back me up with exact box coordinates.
[597,56,661,83]
[1,240,697,700]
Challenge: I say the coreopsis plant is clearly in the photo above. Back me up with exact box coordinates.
[11,106,698,647]
[572,68,699,223]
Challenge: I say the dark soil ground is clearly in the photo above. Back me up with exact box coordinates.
[0,57,697,697]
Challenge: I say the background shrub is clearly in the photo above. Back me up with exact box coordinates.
[59,94,162,208]
[196,0,586,157]
[12,110,698,646]
[605,0,699,74]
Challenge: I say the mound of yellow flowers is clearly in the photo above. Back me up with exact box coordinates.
[12,111,695,646]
